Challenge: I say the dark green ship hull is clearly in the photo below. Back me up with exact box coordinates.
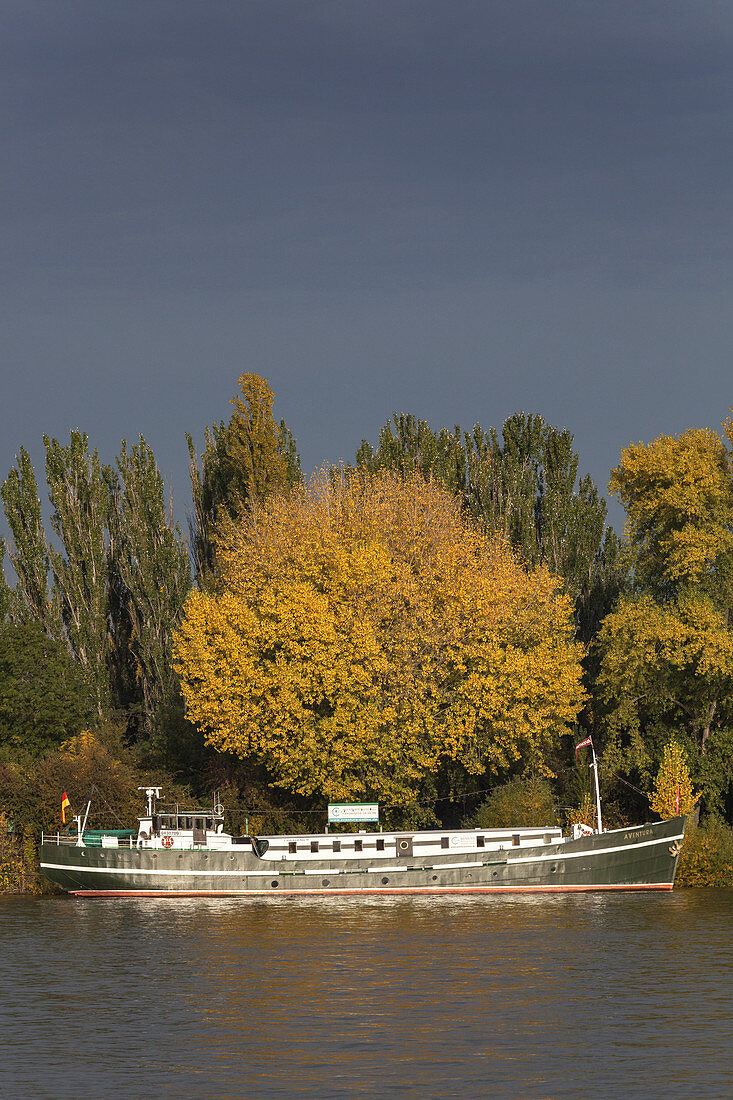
[40,817,686,897]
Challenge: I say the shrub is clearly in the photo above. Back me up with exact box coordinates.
[470,777,557,829]
[676,817,733,887]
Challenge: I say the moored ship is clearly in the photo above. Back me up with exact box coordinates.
[39,787,686,897]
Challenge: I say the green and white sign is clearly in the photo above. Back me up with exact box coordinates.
[328,803,379,823]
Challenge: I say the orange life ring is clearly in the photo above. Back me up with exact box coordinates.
[161,835,174,848]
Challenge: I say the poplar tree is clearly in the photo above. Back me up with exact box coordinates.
[0,539,11,623]
[357,412,623,641]
[0,447,61,634]
[43,431,113,715]
[110,436,191,733]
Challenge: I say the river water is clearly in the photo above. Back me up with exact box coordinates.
[1,889,731,1099]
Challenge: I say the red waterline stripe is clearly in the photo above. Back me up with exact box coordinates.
[70,883,674,898]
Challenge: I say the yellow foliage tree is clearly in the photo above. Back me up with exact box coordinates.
[608,424,733,593]
[650,740,698,819]
[173,471,586,806]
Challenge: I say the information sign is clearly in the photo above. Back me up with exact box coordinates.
[327,803,379,823]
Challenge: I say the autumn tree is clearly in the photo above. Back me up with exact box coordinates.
[174,471,586,807]
[188,374,301,582]
[650,740,698,820]
[598,417,733,817]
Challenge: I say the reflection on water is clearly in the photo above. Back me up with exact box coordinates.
[1,891,731,1098]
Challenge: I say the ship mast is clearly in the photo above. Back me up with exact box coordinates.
[590,742,603,834]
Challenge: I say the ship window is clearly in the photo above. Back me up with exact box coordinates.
[288,842,297,854]
[311,840,319,852]
[354,839,363,852]
[332,840,341,852]
[512,834,520,847]
[476,836,485,848]
[376,838,385,851]
[195,818,203,830]
[441,837,449,849]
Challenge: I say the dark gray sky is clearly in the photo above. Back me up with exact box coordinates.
[3,0,733,542]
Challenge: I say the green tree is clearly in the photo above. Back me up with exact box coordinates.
[43,431,113,716]
[0,540,11,623]
[109,436,192,735]
[0,447,61,634]
[356,413,466,493]
[0,621,94,757]
[599,417,733,819]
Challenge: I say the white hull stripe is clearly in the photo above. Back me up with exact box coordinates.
[40,832,683,881]
[510,832,684,864]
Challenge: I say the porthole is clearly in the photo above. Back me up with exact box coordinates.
[492,871,498,878]
[99,853,105,859]
[550,865,557,873]
[467,873,472,879]
[322,879,329,887]
[271,880,279,888]
[381,877,389,885]
[432,875,438,881]
[229,856,235,861]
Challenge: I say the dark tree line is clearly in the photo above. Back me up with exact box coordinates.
[0,374,299,759]
[356,411,625,643]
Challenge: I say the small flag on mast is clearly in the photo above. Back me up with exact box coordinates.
[61,791,71,824]
[575,735,593,758]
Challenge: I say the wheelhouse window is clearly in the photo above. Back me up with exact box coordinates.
[376,838,385,851]
[477,836,485,848]
[288,842,297,854]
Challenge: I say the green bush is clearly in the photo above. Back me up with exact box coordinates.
[470,777,557,829]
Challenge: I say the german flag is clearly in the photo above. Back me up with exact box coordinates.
[61,791,71,824]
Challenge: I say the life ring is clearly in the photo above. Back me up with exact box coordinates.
[214,803,224,816]
[161,836,174,848]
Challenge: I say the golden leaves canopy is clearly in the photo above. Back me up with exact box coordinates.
[173,472,585,804]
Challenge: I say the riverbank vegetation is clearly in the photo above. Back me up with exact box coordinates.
[1,375,732,887]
